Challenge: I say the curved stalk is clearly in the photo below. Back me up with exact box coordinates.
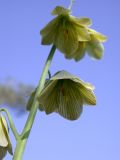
[0,108,19,140]
[13,45,56,160]
[68,0,75,11]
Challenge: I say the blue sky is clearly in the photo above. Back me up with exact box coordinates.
[0,0,120,159]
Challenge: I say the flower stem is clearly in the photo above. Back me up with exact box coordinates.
[0,108,19,140]
[68,0,75,11]
[13,45,56,160]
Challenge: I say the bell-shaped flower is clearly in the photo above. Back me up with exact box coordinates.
[0,115,13,159]
[40,6,91,56]
[40,6,107,61]
[38,70,96,120]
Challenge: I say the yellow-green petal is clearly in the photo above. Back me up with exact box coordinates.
[56,80,83,120]
[88,29,107,42]
[0,116,13,155]
[40,17,59,45]
[71,16,92,27]
[65,42,86,61]
[86,36,104,59]
[52,6,70,16]
[75,25,91,41]
[0,116,8,147]
[55,22,78,54]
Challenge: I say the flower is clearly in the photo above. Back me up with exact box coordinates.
[0,115,13,159]
[40,6,107,61]
[37,70,96,120]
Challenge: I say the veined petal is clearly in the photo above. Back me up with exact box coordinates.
[86,36,104,59]
[0,116,13,155]
[75,26,91,41]
[40,17,60,45]
[65,42,86,61]
[55,22,78,54]
[52,6,70,15]
[71,16,92,27]
[38,80,58,114]
[40,17,59,36]
[57,80,83,120]
[88,29,107,42]
[77,85,96,105]
[0,116,8,147]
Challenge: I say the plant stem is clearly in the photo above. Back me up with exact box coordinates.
[13,45,56,160]
[68,0,75,11]
[0,108,19,140]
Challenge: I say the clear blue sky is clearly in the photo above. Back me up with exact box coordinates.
[0,0,120,159]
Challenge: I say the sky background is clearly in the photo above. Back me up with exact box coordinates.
[0,0,120,159]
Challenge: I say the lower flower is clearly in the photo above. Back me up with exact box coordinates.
[38,70,96,120]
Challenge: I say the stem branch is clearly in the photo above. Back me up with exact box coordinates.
[0,108,19,140]
[13,45,56,160]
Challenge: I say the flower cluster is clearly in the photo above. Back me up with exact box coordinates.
[40,6,107,61]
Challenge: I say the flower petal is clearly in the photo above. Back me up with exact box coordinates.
[40,17,59,45]
[0,116,8,147]
[0,116,13,155]
[79,86,96,105]
[56,80,83,120]
[55,22,78,54]
[67,42,86,61]
[75,25,91,41]
[52,6,70,15]
[86,36,104,59]
[71,16,92,27]
[89,29,107,42]
[38,80,58,114]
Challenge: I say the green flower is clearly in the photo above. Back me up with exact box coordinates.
[40,6,91,55]
[40,6,107,61]
[37,70,96,120]
[0,115,13,159]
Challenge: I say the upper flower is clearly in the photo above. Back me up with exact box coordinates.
[0,115,13,159]
[37,70,96,120]
[40,6,107,61]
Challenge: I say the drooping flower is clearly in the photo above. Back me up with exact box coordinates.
[0,115,13,159]
[37,70,96,120]
[40,6,91,56]
[40,6,107,61]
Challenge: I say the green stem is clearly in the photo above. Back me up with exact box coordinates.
[13,45,56,160]
[68,0,75,11]
[0,108,19,140]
